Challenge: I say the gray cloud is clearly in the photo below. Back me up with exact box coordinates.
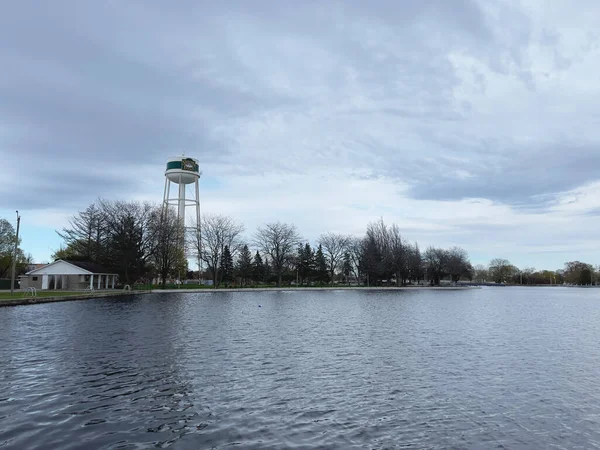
[1,0,599,220]
[392,142,600,207]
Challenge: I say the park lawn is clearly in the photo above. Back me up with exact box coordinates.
[0,291,87,301]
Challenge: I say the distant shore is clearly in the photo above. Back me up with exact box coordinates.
[154,286,481,293]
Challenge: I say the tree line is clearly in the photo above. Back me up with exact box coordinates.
[50,199,474,288]
[4,198,597,288]
[473,258,598,286]
[52,199,186,286]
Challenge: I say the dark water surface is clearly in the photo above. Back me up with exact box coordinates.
[1,287,600,449]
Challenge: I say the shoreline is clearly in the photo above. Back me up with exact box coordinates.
[9,284,594,307]
[153,286,481,293]
[0,285,488,307]
[0,291,151,308]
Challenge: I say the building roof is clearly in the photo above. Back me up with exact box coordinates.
[65,260,111,274]
[26,259,117,276]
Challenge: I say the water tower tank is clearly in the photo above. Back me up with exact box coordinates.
[165,156,200,184]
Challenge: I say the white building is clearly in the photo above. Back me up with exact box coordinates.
[19,260,118,291]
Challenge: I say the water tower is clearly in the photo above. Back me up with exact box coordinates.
[163,155,201,235]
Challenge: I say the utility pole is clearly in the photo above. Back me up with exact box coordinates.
[10,211,21,295]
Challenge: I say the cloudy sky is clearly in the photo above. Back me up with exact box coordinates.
[2,0,600,270]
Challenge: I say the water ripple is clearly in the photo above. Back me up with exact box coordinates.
[2,288,600,448]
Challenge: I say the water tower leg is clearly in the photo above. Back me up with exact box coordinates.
[178,176,185,226]
[195,179,200,224]
[162,177,169,216]
[162,177,168,206]
[195,178,201,234]
[195,178,201,276]
[165,179,171,214]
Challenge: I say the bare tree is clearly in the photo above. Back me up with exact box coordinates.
[423,247,449,285]
[254,222,301,287]
[361,219,407,286]
[446,246,472,283]
[563,261,594,285]
[318,232,351,284]
[363,219,391,285]
[347,237,364,284]
[489,258,513,284]
[150,206,186,287]
[473,264,489,283]
[56,202,109,264]
[191,214,244,288]
[387,224,408,286]
[519,267,535,285]
[407,243,424,284]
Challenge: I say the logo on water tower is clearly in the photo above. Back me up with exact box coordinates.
[181,158,197,172]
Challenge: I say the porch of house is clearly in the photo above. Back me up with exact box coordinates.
[41,273,118,291]
[22,260,119,291]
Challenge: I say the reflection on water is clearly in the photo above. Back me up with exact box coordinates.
[2,288,600,448]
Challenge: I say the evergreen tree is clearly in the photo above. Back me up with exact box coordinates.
[253,251,265,284]
[314,244,329,284]
[296,244,304,284]
[297,242,314,285]
[236,244,253,285]
[304,243,315,281]
[343,251,352,285]
[264,258,273,283]
[219,245,234,286]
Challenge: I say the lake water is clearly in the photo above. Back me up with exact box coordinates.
[1,287,600,449]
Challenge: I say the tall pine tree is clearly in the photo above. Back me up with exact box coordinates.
[315,244,329,284]
[343,251,352,285]
[296,244,304,285]
[253,251,265,284]
[236,244,253,286]
[219,245,234,287]
[297,243,314,285]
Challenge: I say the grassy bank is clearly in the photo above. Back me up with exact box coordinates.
[155,285,478,294]
[0,290,150,307]
[142,283,441,290]
[0,291,88,301]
